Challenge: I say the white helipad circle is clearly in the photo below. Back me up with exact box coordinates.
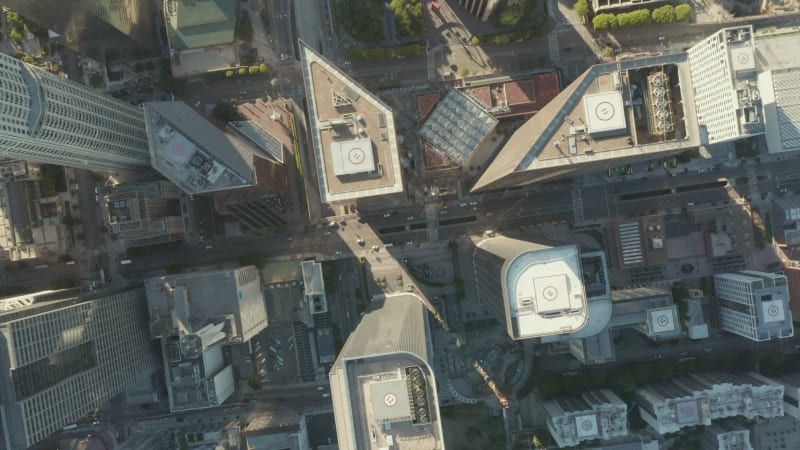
[681,407,694,417]
[542,286,559,301]
[768,305,780,317]
[738,53,750,64]
[656,315,670,326]
[594,101,616,121]
[384,393,398,407]
[580,420,594,431]
[348,147,366,165]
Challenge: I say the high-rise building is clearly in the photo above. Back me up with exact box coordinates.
[473,236,612,341]
[635,372,783,435]
[0,53,150,171]
[543,390,628,448]
[471,27,764,191]
[300,41,404,204]
[4,1,157,59]
[329,294,445,449]
[714,270,794,342]
[0,287,155,450]
[145,267,268,412]
[454,0,502,22]
[687,26,764,145]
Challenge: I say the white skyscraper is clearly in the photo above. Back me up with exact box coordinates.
[0,53,150,171]
[0,287,156,449]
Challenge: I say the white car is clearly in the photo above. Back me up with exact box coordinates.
[383,213,392,218]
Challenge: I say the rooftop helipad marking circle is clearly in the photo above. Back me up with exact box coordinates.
[681,407,694,417]
[656,315,670,327]
[738,53,750,64]
[580,420,594,431]
[594,101,616,121]
[768,305,780,317]
[384,393,398,407]
[348,147,366,165]
[542,286,559,301]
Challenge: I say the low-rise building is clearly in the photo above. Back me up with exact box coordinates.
[699,420,753,450]
[102,180,187,248]
[544,390,628,448]
[635,372,783,435]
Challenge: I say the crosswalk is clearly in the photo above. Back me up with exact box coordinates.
[427,50,437,80]
[548,32,560,64]
[571,182,584,223]
[425,203,439,241]
[746,164,759,198]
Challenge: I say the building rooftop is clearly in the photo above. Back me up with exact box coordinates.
[636,372,784,434]
[329,294,444,450]
[229,121,285,164]
[715,271,793,338]
[458,72,561,118]
[164,0,237,50]
[162,335,236,411]
[300,41,404,203]
[144,266,267,343]
[418,89,498,166]
[301,260,328,315]
[544,390,628,447]
[473,53,700,191]
[760,67,800,154]
[687,26,764,144]
[503,243,589,339]
[144,101,263,194]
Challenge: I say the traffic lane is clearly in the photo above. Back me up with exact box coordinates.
[5,264,80,287]
[614,186,737,217]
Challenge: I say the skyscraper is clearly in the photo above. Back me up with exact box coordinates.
[329,294,445,449]
[0,53,150,171]
[3,1,157,59]
[0,287,156,449]
[473,236,593,340]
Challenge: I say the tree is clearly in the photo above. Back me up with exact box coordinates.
[248,65,259,74]
[238,67,247,75]
[617,12,630,27]
[470,36,481,45]
[9,29,23,43]
[259,63,269,73]
[225,70,234,77]
[652,5,676,23]
[675,4,692,21]
[574,0,590,17]
[459,67,469,77]
[631,8,651,26]
[593,13,617,31]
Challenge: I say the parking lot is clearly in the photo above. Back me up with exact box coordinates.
[250,323,300,384]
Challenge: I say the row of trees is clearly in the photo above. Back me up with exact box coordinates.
[224,64,270,77]
[593,4,692,31]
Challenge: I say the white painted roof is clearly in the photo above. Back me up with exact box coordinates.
[584,91,626,135]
